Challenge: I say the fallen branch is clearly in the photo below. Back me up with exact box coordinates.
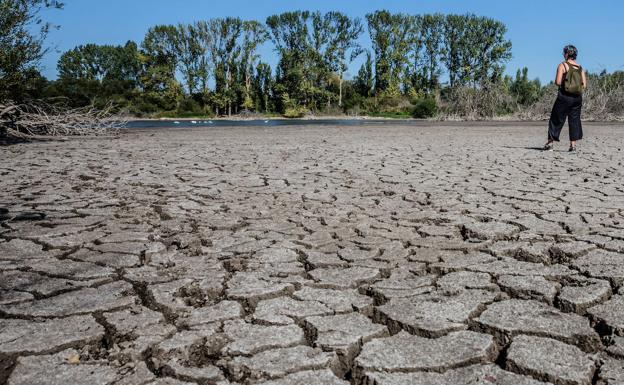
[0,101,127,139]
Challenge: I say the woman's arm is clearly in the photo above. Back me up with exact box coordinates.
[582,69,588,89]
[555,63,565,86]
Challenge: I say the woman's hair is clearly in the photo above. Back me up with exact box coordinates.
[564,45,578,60]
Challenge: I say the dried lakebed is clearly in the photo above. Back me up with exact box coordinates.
[1,122,623,385]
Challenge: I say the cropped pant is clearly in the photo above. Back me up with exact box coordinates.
[548,91,583,142]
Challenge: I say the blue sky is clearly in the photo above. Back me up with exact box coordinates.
[40,0,623,83]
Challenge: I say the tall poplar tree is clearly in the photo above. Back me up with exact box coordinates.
[366,10,417,95]
[324,12,363,107]
[140,25,182,110]
[240,21,268,110]
[206,17,243,116]
[419,13,444,93]
[266,11,313,109]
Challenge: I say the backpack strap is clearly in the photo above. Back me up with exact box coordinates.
[562,61,569,73]
[566,61,581,70]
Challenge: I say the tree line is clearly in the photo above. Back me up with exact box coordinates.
[40,10,517,117]
[4,3,622,120]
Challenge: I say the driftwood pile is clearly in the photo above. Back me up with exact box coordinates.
[0,101,126,139]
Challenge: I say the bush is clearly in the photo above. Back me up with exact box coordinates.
[442,80,515,119]
[582,71,624,120]
[129,100,159,116]
[515,83,557,120]
[376,93,412,113]
[509,67,542,106]
[177,97,203,115]
[280,92,309,118]
[283,106,308,118]
[355,93,414,117]
[412,98,438,118]
[318,105,344,116]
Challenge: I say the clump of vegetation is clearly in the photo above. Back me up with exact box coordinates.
[412,98,438,118]
[283,106,309,118]
[441,80,515,119]
[277,93,305,118]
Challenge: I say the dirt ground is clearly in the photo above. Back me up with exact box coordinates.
[1,122,623,385]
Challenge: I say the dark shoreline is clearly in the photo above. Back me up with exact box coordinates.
[123,119,624,130]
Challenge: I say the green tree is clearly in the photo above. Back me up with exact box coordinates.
[509,67,541,106]
[58,42,140,83]
[192,20,213,96]
[441,14,468,87]
[173,23,204,95]
[58,44,103,81]
[139,25,182,111]
[403,14,423,94]
[418,13,444,93]
[206,17,243,116]
[253,62,273,112]
[442,14,512,88]
[366,10,417,95]
[0,0,63,101]
[354,51,374,97]
[324,11,364,107]
[266,11,314,110]
[240,21,268,110]
[55,41,140,107]
[267,11,364,112]
[104,41,141,85]
[463,15,512,86]
[309,11,334,109]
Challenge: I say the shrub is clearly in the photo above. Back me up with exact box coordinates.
[516,83,557,120]
[442,80,515,119]
[376,93,412,113]
[509,67,543,106]
[357,93,414,117]
[280,92,309,118]
[318,105,344,116]
[582,71,624,120]
[283,105,308,118]
[177,97,203,114]
[412,98,438,118]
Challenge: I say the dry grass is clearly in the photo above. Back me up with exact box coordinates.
[518,74,624,122]
[439,81,515,120]
[440,73,624,122]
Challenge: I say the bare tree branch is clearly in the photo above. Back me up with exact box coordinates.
[1,101,126,139]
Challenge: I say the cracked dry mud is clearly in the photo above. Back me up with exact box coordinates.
[1,122,623,385]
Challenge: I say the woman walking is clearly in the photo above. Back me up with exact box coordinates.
[544,45,587,152]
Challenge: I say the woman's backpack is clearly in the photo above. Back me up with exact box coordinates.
[563,62,584,95]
